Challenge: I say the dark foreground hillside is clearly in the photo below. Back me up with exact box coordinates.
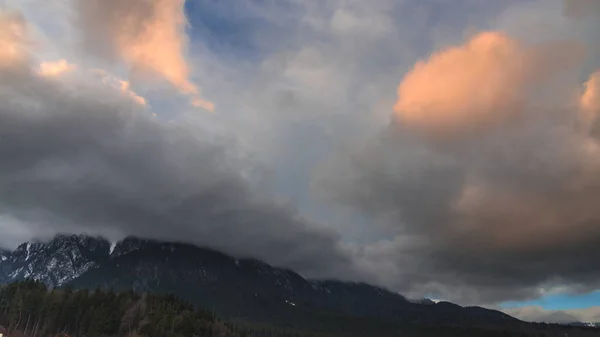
[0,280,237,337]
[0,280,337,337]
[1,280,599,337]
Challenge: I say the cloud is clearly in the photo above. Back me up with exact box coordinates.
[0,11,361,281]
[74,0,213,109]
[393,31,584,139]
[0,11,29,68]
[91,69,147,106]
[503,306,600,324]
[330,8,393,38]
[190,97,215,112]
[7,0,600,307]
[37,59,76,77]
[317,23,600,302]
[581,71,600,118]
[75,0,193,93]
[563,0,600,19]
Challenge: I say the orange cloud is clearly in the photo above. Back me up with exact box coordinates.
[118,80,147,106]
[118,0,196,94]
[394,31,583,138]
[92,69,147,106]
[76,0,215,110]
[0,11,29,68]
[581,71,600,117]
[191,97,215,112]
[37,59,77,77]
[78,0,195,94]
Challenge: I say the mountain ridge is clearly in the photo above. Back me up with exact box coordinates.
[0,234,551,334]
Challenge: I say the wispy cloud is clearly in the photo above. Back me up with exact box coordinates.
[91,69,148,106]
[503,306,600,324]
[74,0,213,109]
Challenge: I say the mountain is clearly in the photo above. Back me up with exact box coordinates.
[0,234,110,286]
[0,248,10,281]
[5,281,597,337]
[67,236,516,328]
[0,248,9,262]
[571,323,600,328]
[3,235,597,337]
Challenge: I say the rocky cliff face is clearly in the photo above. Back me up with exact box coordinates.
[0,234,110,287]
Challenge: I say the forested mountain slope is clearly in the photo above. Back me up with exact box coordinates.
[1,236,599,337]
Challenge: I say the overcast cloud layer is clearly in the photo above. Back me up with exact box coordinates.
[0,6,360,281]
[1,0,600,310]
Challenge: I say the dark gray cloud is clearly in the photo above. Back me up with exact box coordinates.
[0,49,363,281]
[316,103,600,304]
[6,0,600,307]
[311,10,600,302]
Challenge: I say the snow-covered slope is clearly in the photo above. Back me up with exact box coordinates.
[0,234,110,287]
[0,248,9,262]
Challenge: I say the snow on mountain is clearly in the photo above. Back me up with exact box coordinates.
[110,236,146,257]
[109,241,117,255]
[0,234,110,287]
[0,234,520,330]
[569,322,600,328]
[0,249,9,262]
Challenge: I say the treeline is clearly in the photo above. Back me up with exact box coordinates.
[1,281,598,337]
[0,280,332,337]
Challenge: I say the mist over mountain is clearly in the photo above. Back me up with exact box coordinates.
[1,234,599,337]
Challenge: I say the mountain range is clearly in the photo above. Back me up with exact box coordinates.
[0,234,597,336]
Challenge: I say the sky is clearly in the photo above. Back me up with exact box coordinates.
[0,0,599,324]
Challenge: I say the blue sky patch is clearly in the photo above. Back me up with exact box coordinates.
[501,291,600,310]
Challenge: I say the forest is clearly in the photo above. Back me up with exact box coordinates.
[0,280,598,337]
[0,280,332,337]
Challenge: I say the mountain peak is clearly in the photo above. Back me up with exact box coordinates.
[110,236,148,257]
[0,248,10,262]
[1,234,110,287]
[0,234,520,332]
